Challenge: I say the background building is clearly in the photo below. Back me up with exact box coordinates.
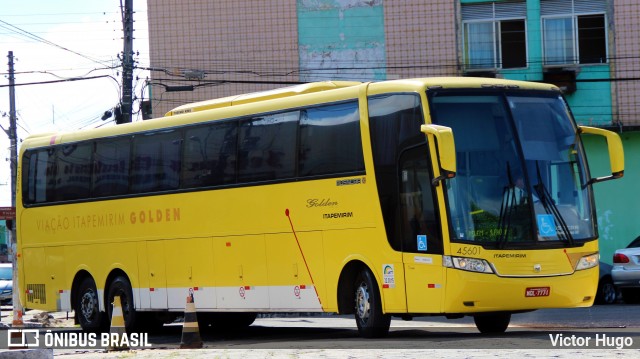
[146,0,640,274]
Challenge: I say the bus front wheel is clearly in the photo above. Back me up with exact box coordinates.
[473,312,511,334]
[354,269,391,338]
[76,277,105,332]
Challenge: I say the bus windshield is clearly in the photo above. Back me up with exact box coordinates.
[430,90,594,247]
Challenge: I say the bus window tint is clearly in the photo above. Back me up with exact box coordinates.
[183,122,238,187]
[131,130,182,193]
[56,143,93,201]
[238,111,298,182]
[299,101,363,177]
[368,94,425,251]
[23,149,55,204]
[94,137,131,197]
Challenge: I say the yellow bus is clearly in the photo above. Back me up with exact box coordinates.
[17,78,624,337]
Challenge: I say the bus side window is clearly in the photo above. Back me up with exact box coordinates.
[94,138,131,197]
[131,131,182,193]
[183,122,238,187]
[238,112,298,183]
[369,94,425,251]
[56,143,93,201]
[299,101,363,177]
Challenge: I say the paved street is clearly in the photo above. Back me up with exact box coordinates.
[0,305,638,358]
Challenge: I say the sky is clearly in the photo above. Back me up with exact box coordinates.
[0,0,149,206]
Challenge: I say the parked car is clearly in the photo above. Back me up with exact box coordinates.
[611,236,640,304]
[595,268,618,305]
[0,263,12,304]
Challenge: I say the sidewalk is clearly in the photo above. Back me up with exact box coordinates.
[0,306,74,329]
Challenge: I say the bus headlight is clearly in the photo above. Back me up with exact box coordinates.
[575,253,599,271]
[443,256,494,274]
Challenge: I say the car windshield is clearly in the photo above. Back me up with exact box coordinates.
[0,267,11,280]
[430,90,595,248]
[627,236,640,248]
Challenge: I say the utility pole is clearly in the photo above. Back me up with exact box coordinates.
[120,0,134,124]
[7,51,23,327]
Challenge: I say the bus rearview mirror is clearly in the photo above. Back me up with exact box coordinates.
[421,124,457,183]
[579,126,625,185]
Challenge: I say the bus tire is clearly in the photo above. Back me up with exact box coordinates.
[76,276,105,332]
[353,269,391,338]
[473,312,511,334]
[106,275,137,332]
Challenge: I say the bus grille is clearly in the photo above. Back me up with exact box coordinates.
[27,284,46,304]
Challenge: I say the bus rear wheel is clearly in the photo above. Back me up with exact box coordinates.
[106,275,137,332]
[473,312,511,334]
[354,269,391,338]
[76,277,105,332]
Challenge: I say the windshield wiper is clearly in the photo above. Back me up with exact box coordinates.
[496,163,517,249]
[533,162,575,246]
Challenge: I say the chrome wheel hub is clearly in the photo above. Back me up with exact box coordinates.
[80,291,97,320]
[356,283,370,322]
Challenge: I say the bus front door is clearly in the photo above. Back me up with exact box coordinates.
[399,145,445,314]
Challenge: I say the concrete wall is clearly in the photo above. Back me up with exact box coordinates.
[146,0,458,116]
[147,0,299,117]
[612,0,640,126]
[384,0,458,79]
[298,0,386,82]
[583,132,640,265]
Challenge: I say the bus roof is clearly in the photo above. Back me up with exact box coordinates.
[165,80,362,116]
[166,77,559,116]
[21,77,560,151]
[365,77,560,94]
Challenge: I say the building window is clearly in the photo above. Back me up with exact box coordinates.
[462,2,527,70]
[542,0,607,65]
[464,19,526,70]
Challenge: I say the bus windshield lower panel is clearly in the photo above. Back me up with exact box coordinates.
[430,91,595,248]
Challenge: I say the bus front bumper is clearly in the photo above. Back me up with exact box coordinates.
[442,266,597,313]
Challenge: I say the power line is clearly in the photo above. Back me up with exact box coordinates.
[0,74,118,88]
[0,19,110,67]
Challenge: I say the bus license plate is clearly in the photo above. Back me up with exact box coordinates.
[525,287,550,297]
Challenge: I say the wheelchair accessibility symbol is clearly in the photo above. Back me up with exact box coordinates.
[536,214,557,237]
[417,235,427,252]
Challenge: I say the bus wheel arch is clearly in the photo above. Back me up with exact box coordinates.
[104,269,137,332]
[72,271,105,332]
[337,260,364,315]
[337,261,391,338]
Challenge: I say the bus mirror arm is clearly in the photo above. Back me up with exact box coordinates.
[579,126,625,186]
[421,124,457,184]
